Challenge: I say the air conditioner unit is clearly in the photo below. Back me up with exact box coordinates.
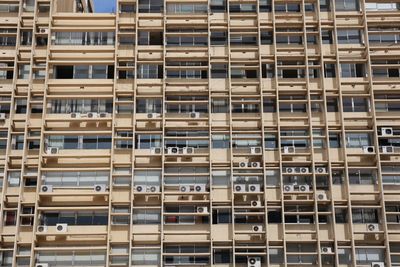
[179,185,191,192]
[0,113,6,120]
[189,112,200,119]
[252,225,263,233]
[197,206,208,213]
[315,167,326,174]
[36,264,49,267]
[70,112,81,119]
[250,147,262,154]
[321,247,332,254]
[167,147,179,154]
[284,167,296,174]
[94,184,106,192]
[37,225,48,233]
[46,147,59,154]
[134,185,145,192]
[299,167,309,174]
[183,147,194,154]
[382,146,394,154]
[363,146,375,154]
[283,184,294,192]
[234,184,246,192]
[381,127,393,136]
[40,185,52,193]
[239,162,248,168]
[39,28,49,34]
[87,112,98,118]
[250,162,260,168]
[371,262,385,267]
[248,257,261,267]
[283,146,295,154]
[147,113,159,119]
[99,112,108,118]
[317,192,327,201]
[298,184,310,192]
[55,223,68,233]
[147,185,160,193]
[248,184,261,192]
[251,200,262,207]
[151,147,162,154]
[194,184,206,192]
[366,223,379,232]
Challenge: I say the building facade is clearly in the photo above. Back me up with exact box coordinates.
[0,0,400,266]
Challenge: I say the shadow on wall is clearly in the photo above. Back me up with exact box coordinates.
[93,0,116,13]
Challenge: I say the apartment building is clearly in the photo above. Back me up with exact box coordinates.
[0,0,400,266]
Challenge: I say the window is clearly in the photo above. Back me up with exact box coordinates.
[211,64,228,78]
[349,169,376,184]
[343,97,369,112]
[355,248,384,265]
[322,30,333,44]
[212,135,230,149]
[324,63,336,77]
[260,31,273,44]
[138,31,163,45]
[137,64,163,79]
[329,133,341,148]
[210,31,227,46]
[210,0,226,12]
[340,63,365,77]
[20,30,32,46]
[135,134,162,149]
[132,249,160,265]
[352,208,379,223]
[214,249,231,264]
[4,210,16,226]
[320,0,330,11]
[335,0,359,11]
[337,29,363,44]
[18,64,30,79]
[212,99,229,113]
[139,0,164,13]
[262,64,274,78]
[346,133,371,148]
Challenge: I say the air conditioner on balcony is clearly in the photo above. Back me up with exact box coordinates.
[252,225,263,233]
[197,206,208,213]
[37,225,48,233]
[321,247,332,254]
[147,185,160,193]
[94,184,106,192]
[299,184,310,192]
[0,113,6,120]
[299,167,309,174]
[239,162,248,168]
[70,112,81,119]
[284,167,296,174]
[194,184,206,192]
[40,185,52,193]
[283,146,295,154]
[36,264,49,267]
[87,112,98,118]
[189,112,200,119]
[99,112,108,118]
[234,184,246,192]
[366,223,379,232]
[250,162,260,168]
[167,147,179,155]
[55,223,68,233]
[371,262,385,267]
[134,185,146,192]
[251,200,261,207]
[317,192,327,201]
[183,147,194,154]
[381,127,393,136]
[46,147,59,154]
[250,147,262,154]
[147,113,159,119]
[151,147,162,154]
[179,185,191,192]
[248,257,261,267]
[39,28,49,34]
[283,184,294,192]
[363,146,375,154]
[382,146,394,154]
[315,167,326,174]
[248,184,261,192]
